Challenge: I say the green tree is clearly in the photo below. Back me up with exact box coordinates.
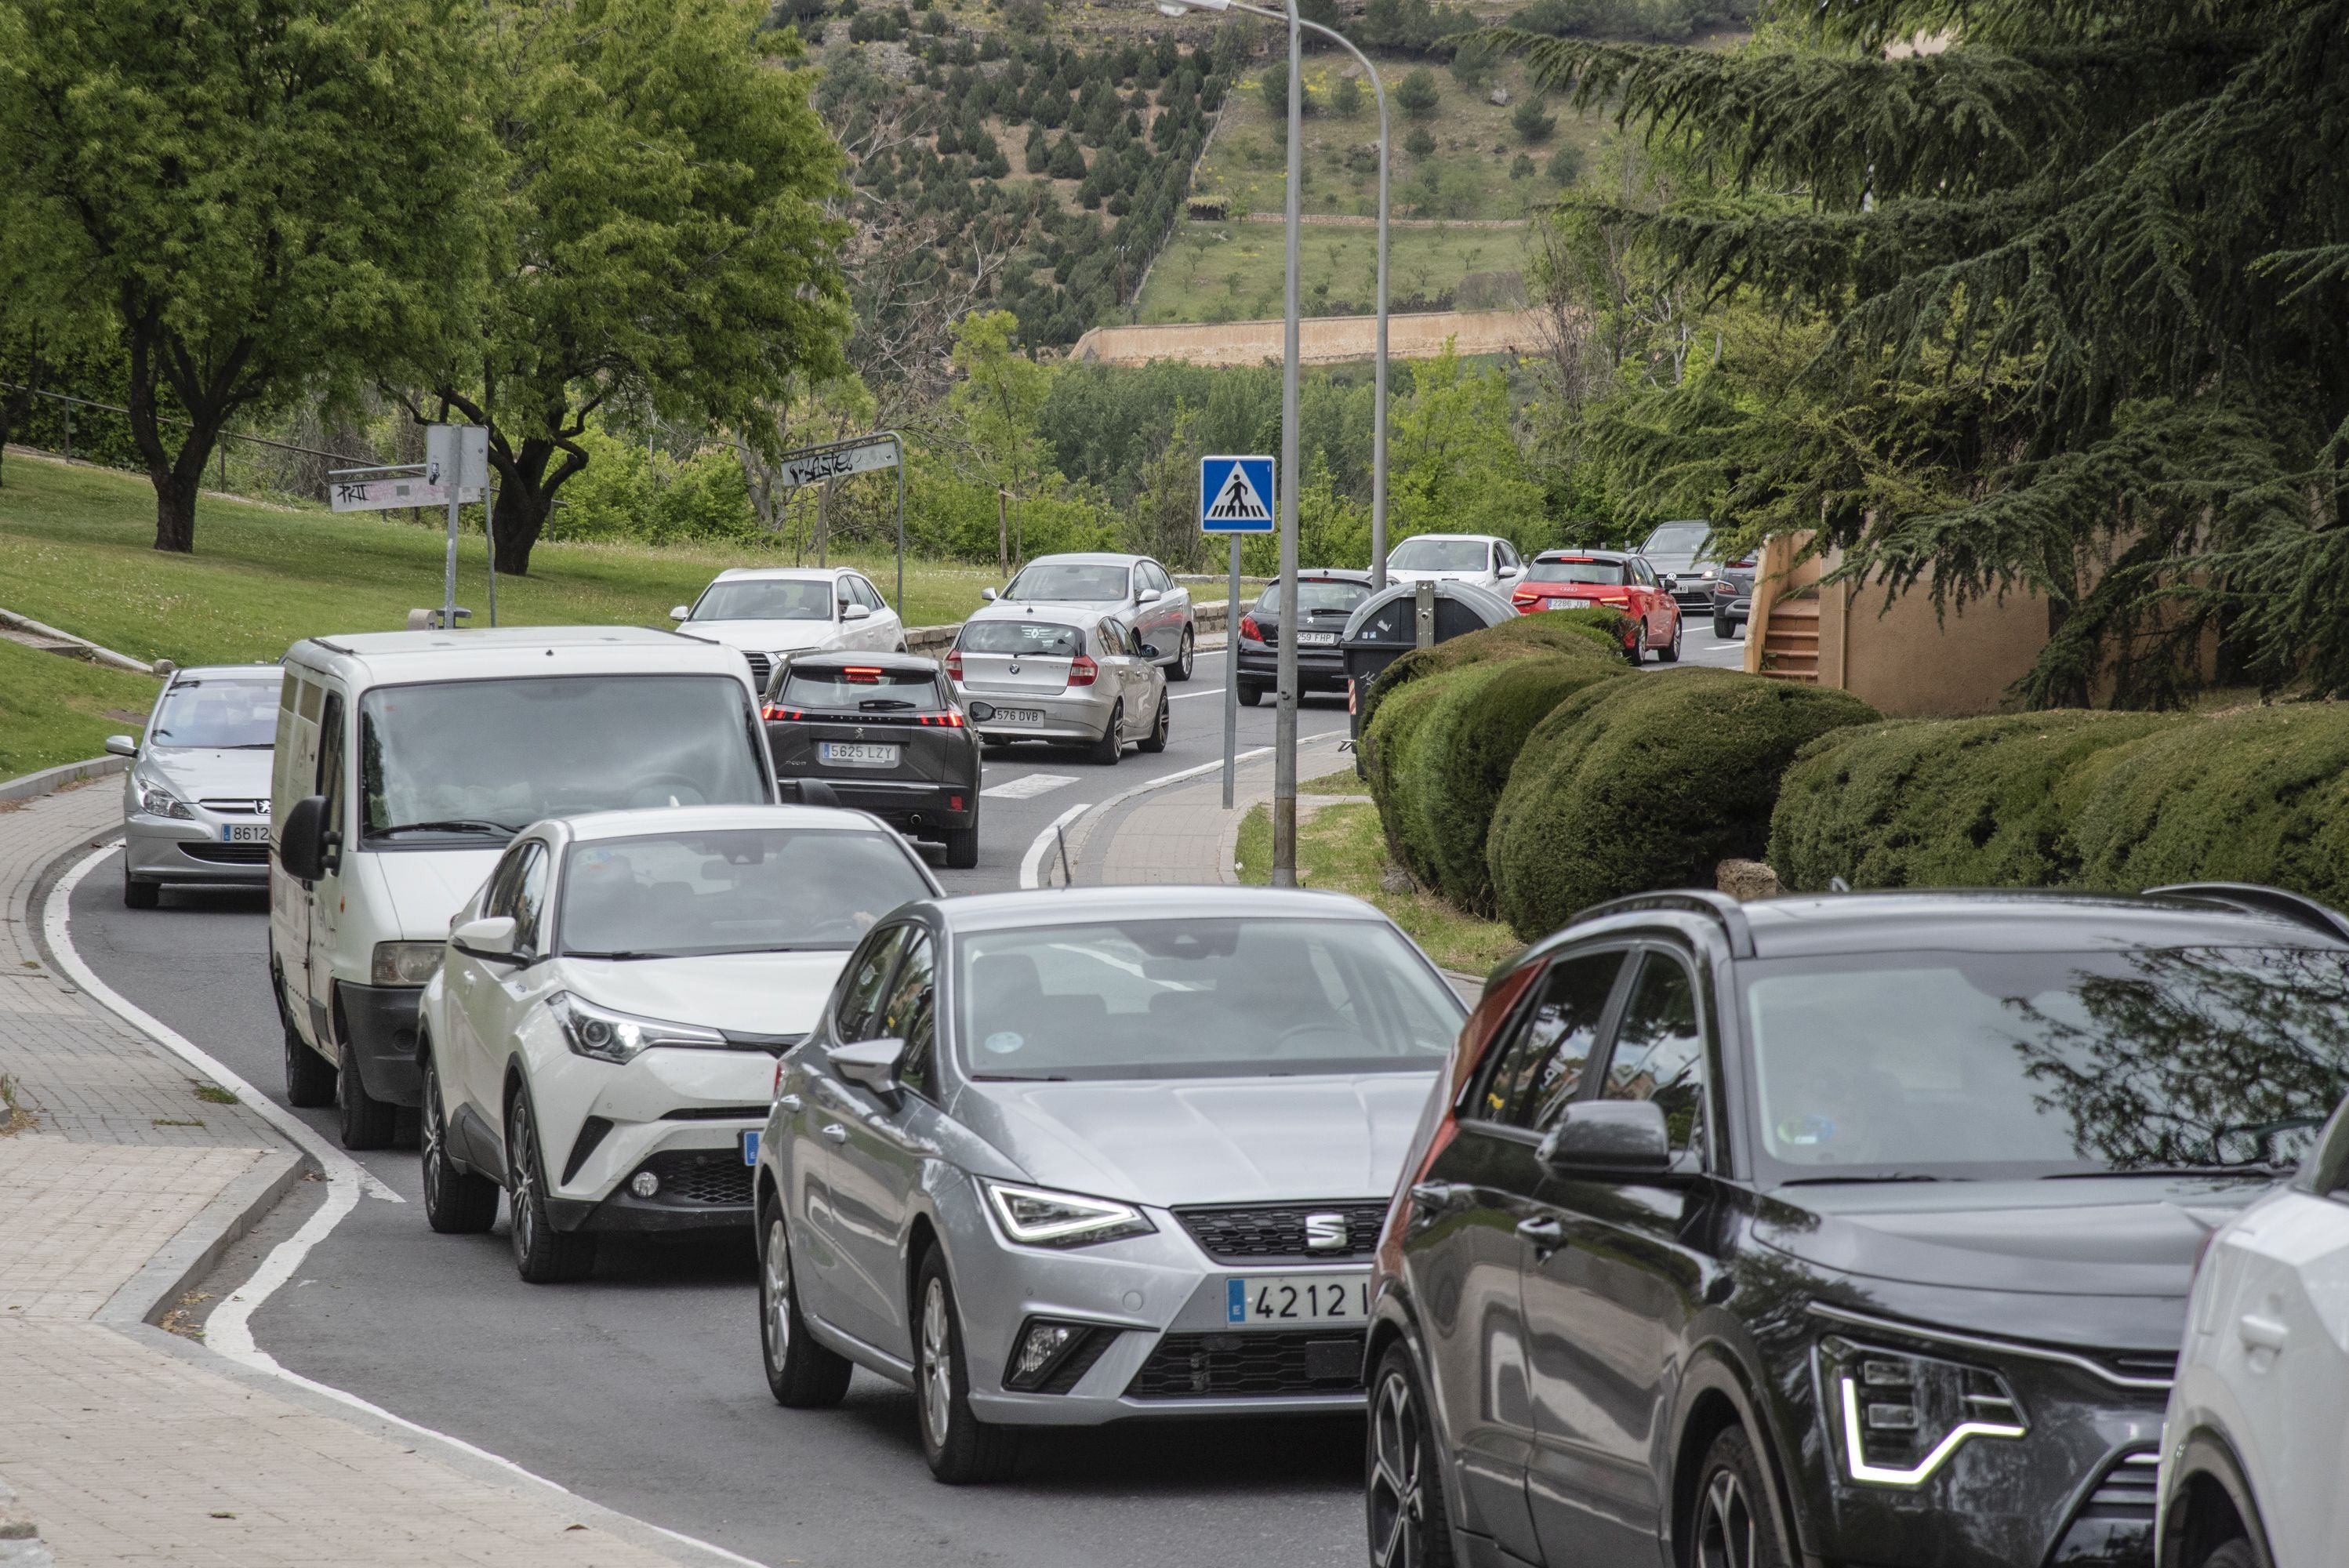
[1545,142,1583,184]
[405,0,851,575]
[1395,67,1440,121]
[1390,342,1548,546]
[1403,124,1437,159]
[1511,96,1556,143]
[1259,64,1314,119]
[1047,132,1087,180]
[1127,406,1207,572]
[0,0,485,551]
[949,310,1054,571]
[1331,72,1363,118]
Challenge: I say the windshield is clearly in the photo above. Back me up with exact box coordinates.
[360,676,767,845]
[1389,538,1489,572]
[149,677,279,749]
[959,620,1084,657]
[560,827,929,958]
[1743,946,2349,1182]
[957,916,1465,1080]
[1527,559,1625,586]
[1261,579,1371,615]
[692,579,835,622]
[780,666,944,713]
[1640,522,1711,557]
[1007,563,1131,601]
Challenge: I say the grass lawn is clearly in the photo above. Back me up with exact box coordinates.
[0,456,1004,673]
[0,636,162,779]
[1235,796,1519,977]
[1135,221,1535,324]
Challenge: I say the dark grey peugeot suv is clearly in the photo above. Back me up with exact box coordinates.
[1364,885,2349,1568]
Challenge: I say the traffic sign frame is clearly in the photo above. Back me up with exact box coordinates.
[1200,455,1276,534]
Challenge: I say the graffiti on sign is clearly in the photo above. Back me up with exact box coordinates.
[779,438,899,491]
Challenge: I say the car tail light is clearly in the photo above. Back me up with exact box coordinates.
[915,710,964,728]
[762,705,804,721]
[844,666,881,683]
[1240,615,1263,643]
[949,793,964,811]
[1067,655,1098,687]
[773,1061,785,1097]
[945,648,964,681]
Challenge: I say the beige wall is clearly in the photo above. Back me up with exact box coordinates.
[1819,562,2050,717]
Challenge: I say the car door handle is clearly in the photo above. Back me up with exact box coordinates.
[820,1123,848,1145]
[2238,1313,2289,1352]
[1516,1215,1567,1254]
[777,1094,803,1113]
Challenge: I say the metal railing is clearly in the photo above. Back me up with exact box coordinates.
[1,382,386,493]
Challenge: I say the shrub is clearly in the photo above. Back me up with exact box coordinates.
[1487,672,1879,940]
[1403,125,1437,160]
[1396,67,1440,120]
[1546,143,1583,184]
[1510,98,1556,143]
[1357,606,1626,744]
[1374,654,1625,912]
[1768,711,2178,892]
[1331,73,1363,117]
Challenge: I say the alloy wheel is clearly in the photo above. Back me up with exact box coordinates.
[423,1068,447,1192]
[920,1276,954,1449]
[763,1218,793,1372]
[1176,626,1194,679]
[509,1100,539,1263]
[1695,1468,1759,1568]
[1369,1369,1429,1568]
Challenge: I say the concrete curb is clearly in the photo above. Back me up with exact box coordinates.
[0,607,164,677]
[93,1149,308,1329]
[0,754,126,805]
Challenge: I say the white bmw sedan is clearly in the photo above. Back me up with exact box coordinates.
[416,804,941,1283]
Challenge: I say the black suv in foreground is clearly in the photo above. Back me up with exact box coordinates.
[1367,885,2349,1568]
[761,651,982,868]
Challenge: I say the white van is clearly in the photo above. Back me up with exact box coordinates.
[268,627,776,1149]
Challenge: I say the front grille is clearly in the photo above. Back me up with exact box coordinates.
[638,1149,753,1207]
[180,842,270,864]
[198,798,270,815]
[2051,1454,2159,1566]
[2082,1458,2160,1518]
[742,651,774,691]
[563,1116,613,1184]
[1174,1201,1389,1264]
[1127,1330,1367,1399]
[2100,1351,2178,1382]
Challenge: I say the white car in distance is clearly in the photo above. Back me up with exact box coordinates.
[1381,532,1526,596]
[417,804,942,1283]
[672,568,906,692]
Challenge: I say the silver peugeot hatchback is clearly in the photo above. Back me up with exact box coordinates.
[750,885,1469,1482]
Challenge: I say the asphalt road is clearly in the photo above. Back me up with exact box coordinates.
[58,626,1744,1567]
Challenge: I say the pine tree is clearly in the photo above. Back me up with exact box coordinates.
[1494,0,2349,702]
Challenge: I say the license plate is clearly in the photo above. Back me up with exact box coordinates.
[222,822,269,844]
[1298,631,1339,646]
[993,708,1046,727]
[820,742,900,768]
[1225,1271,1371,1326]
[740,1129,760,1167]
[1542,597,1592,612]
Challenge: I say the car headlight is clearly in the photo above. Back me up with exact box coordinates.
[137,781,195,819]
[1818,1334,2028,1486]
[550,991,727,1064]
[982,1180,1156,1248]
[370,942,445,986]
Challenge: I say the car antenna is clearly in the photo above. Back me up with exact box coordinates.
[1055,822,1075,888]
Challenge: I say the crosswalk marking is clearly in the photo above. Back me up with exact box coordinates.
[982,772,1078,800]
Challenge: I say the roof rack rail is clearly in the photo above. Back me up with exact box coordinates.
[2144,882,2349,944]
[1565,889,1756,958]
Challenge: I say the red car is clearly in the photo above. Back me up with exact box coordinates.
[1510,548,1683,662]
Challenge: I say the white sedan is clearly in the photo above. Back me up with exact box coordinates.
[416,804,941,1283]
[1381,532,1527,596]
[672,567,906,692]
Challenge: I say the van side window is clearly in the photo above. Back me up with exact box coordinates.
[316,693,347,839]
[296,678,324,723]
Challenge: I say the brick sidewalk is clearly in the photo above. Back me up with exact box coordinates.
[0,780,728,1567]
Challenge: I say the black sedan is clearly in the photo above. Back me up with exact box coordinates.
[761,651,981,869]
[1235,569,1374,706]
[1711,551,1757,638]
[1367,884,2349,1568]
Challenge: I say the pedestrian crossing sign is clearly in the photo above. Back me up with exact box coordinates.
[1200,455,1276,533]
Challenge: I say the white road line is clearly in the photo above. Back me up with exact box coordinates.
[1167,687,1227,700]
[979,771,1077,800]
[43,844,772,1568]
[1018,801,1094,889]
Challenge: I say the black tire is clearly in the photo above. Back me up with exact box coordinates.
[943,825,980,870]
[1138,692,1170,753]
[1165,624,1195,682]
[2198,1542,2261,1568]
[1085,702,1124,766]
[1687,1426,1794,1568]
[505,1087,597,1283]
[1712,614,1736,641]
[123,870,160,909]
[283,1010,338,1109]
[1627,622,1648,665]
[1236,682,1266,708]
[1367,1343,1454,1568]
[981,735,1012,754]
[336,1033,398,1150]
[420,1050,499,1234]
[913,1248,1019,1483]
[759,1200,854,1407]
[1657,615,1683,663]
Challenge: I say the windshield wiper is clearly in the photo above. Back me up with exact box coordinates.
[1777,1172,1962,1186]
[563,949,673,961]
[2040,1166,2280,1180]
[971,1073,1071,1082]
[374,818,523,838]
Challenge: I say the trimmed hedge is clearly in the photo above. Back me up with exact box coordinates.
[1371,654,1626,912]
[1486,671,1879,940]
[1769,711,2176,891]
[1356,607,1627,744]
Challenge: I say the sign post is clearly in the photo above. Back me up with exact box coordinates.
[768,432,906,610]
[1200,455,1275,810]
[425,426,490,632]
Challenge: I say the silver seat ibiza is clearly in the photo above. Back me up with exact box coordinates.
[750,885,1469,1482]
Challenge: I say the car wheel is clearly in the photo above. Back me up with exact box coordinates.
[505,1087,597,1283]
[1713,613,1736,640]
[943,825,980,870]
[283,1011,338,1109]
[1236,682,1265,708]
[760,1201,854,1407]
[336,1033,398,1150]
[1657,615,1683,663]
[1138,692,1170,753]
[1086,701,1124,766]
[1166,625,1195,683]
[122,869,160,909]
[2197,1542,2261,1568]
[420,1050,499,1234]
[980,735,1012,753]
[1367,1343,1454,1568]
[913,1249,1019,1483]
[1689,1426,1794,1568]
[1627,622,1649,665]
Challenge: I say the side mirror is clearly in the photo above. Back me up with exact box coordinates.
[830,1036,906,1101]
[1136,587,1162,604]
[778,778,844,808]
[451,915,519,963]
[842,602,873,622]
[277,793,339,883]
[1142,644,1162,660]
[103,734,139,758]
[968,701,997,723]
[1661,573,1679,591]
[980,587,999,602]
[669,604,692,622]
[1537,1100,1673,1174]
[1498,564,1522,579]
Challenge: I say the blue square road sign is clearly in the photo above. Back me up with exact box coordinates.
[1200,455,1276,534]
